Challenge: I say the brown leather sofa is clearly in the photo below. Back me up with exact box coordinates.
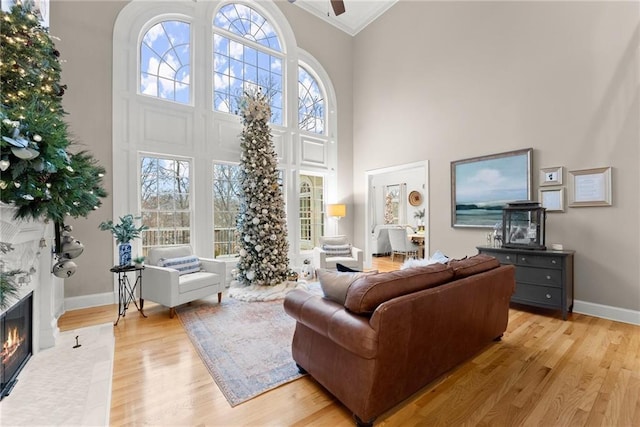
[283,254,515,426]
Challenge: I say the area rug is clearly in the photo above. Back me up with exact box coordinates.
[228,279,309,302]
[0,322,114,426]
[176,295,305,406]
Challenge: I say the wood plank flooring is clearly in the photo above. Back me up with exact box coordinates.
[57,256,640,426]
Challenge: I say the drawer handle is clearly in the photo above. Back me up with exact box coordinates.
[522,257,526,261]
[551,260,557,264]
[546,275,551,280]
[546,293,552,299]
[506,256,511,260]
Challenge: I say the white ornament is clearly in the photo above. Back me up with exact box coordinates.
[246,270,255,280]
[252,217,260,225]
[255,245,262,252]
[239,249,247,257]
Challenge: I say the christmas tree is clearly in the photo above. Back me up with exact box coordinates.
[235,90,291,286]
[0,4,107,231]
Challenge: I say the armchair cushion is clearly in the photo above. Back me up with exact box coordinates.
[321,243,352,257]
[158,255,201,275]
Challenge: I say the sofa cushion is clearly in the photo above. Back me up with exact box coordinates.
[448,254,500,279]
[317,269,376,305]
[319,235,348,246]
[322,243,352,257]
[159,255,201,275]
[148,245,193,266]
[344,263,454,315]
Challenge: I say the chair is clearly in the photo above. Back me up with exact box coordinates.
[388,227,420,261]
[141,245,226,318]
[313,235,363,271]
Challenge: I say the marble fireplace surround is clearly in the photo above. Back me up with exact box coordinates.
[1,205,64,354]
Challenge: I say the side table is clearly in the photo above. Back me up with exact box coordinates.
[110,265,147,326]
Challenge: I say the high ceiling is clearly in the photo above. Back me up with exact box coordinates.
[290,0,398,36]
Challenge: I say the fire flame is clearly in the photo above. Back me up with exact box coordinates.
[2,326,25,364]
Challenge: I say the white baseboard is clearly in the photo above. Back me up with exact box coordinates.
[574,300,640,326]
[64,292,115,312]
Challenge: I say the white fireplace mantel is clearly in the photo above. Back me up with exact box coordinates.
[1,205,64,353]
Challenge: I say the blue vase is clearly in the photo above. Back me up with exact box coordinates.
[118,242,132,266]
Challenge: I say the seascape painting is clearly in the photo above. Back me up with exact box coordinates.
[451,148,532,227]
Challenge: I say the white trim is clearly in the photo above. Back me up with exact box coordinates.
[64,292,115,311]
[574,299,640,326]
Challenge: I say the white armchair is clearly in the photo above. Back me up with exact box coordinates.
[141,245,226,318]
[313,235,364,271]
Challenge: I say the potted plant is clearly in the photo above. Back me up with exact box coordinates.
[413,209,425,232]
[99,214,148,266]
[133,256,145,268]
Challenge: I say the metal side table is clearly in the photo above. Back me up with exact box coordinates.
[110,265,147,326]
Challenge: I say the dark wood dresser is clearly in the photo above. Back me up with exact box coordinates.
[477,246,575,320]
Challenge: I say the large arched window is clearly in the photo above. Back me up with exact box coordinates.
[213,3,283,124]
[115,0,338,264]
[140,20,191,103]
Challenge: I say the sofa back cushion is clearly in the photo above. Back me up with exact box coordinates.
[448,254,500,279]
[317,269,377,305]
[147,245,193,266]
[344,263,454,315]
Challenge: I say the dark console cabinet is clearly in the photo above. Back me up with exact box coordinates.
[477,246,574,320]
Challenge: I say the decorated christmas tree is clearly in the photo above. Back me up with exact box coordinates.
[235,90,291,286]
[0,4,107,232]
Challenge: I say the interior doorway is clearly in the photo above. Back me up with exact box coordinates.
[364,161,429,268]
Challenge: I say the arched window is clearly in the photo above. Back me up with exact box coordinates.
[298,65,325,134]
[140,20,191,103]
[213,3,283,124]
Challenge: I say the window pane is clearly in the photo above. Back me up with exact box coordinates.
[213,163,243,258]
[298,65,325,134]
[140,155,192,256]
[213,6,284,125]
[140,20,190,104]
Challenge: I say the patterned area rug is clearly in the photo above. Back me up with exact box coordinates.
[176,294,305,407]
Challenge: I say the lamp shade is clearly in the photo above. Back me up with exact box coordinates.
[327,203,346,218]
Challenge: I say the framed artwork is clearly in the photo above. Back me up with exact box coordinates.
[451,148,532,228]
[539,187,565,212]
[539,166,563,187]
[568,167,612,207]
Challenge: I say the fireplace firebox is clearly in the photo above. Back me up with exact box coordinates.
[1,292,33,400]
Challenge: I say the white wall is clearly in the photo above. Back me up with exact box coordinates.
[353,1,640,317]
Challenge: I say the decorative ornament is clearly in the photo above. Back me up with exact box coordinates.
[61,237,84,259]
[409,190,422,207]
[52,258,77,278]
[0,159,9,171]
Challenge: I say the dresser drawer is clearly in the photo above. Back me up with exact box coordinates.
[516,254,562,270]
[482,251,516,265]
[513,283,561,307]
[516,266,562,286]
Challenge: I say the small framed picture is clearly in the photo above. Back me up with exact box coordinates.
[539,187,564,212]
[539,166,563,187]
[568,167,612,207]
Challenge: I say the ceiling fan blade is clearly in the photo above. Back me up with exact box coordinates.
[331,0,346,16]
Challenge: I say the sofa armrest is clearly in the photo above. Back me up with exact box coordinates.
[351,246,363,263]
[284,289,378,358]
[141,265,180,305]
[198,257,226,283]
[312,247,327,269]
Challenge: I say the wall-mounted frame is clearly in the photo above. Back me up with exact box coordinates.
[539,166,563,187]
[451,148,532,228]
[568,167,612,207]
[539,187,565,212]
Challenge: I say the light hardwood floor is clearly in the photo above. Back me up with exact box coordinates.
[58,256,640,426]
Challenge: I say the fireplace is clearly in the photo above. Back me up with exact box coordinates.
[1,292,32,400]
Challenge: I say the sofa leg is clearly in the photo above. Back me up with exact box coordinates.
[169,307,176,318]
[353,414,375,427]
[218,292,222,303]
[296,364,307,374]
[494,334,503,342]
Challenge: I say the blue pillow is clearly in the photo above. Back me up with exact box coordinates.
[159,255,201,275]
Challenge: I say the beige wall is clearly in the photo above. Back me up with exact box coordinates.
[352,1,639,312]
[51,1,354,300]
